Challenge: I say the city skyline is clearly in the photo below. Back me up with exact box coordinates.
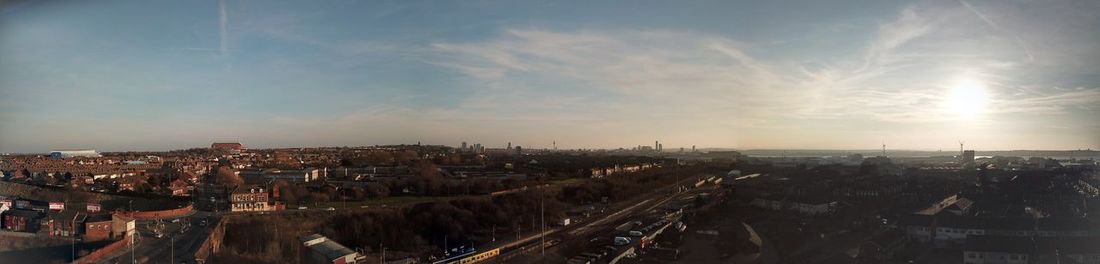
[2,0,1099,153]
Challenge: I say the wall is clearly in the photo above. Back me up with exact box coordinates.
[118,204,194,220]
[73,234,131,264]
[194,217,227,262]
[85,221,112,242]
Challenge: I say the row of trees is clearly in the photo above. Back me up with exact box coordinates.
[319,190,566,255]
[271,161,535,206]
[218,163,718,261]
[559,165,710,204]
[220,190,566,260]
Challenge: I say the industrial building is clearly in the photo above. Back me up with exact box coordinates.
[301,234,359,264]
[211,142,245,154]
[49,149,101,159]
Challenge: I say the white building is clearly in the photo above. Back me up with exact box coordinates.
[230,186,274,212]
[49,149,101,159]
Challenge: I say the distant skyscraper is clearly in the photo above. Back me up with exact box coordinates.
[507,142,512,150]
[962,150,975,164]
[461,141,467,151]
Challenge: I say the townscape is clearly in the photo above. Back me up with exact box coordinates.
[0,144,1097,263]
[3,0,1099,263]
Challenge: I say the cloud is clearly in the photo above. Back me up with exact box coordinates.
[419,3,1099,150]
[219,0,229,57]
[429,29,796,125]
[958,0,1034,62]
[432,4,1098,125]
[3,0,1096,152]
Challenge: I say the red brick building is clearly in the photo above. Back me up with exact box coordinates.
[169,178,190,196]
[211,142,244,154]
[2,209,42,232]
[84,214,113,241]
[47,211,86,237]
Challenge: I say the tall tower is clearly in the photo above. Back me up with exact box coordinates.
[881,142,887,157]
[507,142,512,150]
[553,141,556,150]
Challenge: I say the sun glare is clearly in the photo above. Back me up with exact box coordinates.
[945,78,989,118]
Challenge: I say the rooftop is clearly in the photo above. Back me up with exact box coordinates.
[301,234,357,262]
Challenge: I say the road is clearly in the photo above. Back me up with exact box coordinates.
[101,211,220,264]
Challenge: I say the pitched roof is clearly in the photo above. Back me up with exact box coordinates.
[3,209,42,218]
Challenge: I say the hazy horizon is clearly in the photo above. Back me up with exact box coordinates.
[2,0,1098,153]
[8,144,1098,155]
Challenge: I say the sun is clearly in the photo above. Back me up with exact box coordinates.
[945,78,989,118]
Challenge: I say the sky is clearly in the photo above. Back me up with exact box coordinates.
[1,0,1098,153]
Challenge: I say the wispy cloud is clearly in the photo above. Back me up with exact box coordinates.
[2,0,1096,151]
[958,0,1034,62]
[219,0,229,57]
[423,3,1099,148]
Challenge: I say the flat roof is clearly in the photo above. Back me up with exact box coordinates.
[301,234,357,261]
